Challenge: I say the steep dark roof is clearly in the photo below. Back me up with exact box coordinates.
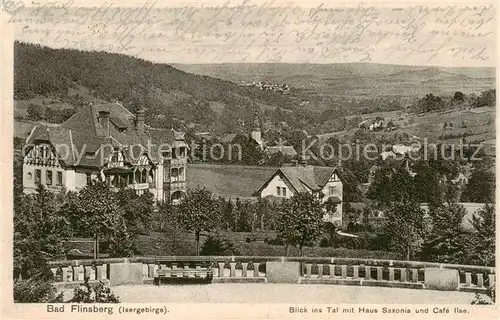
[26,102,184,169]
[255,164,339,195]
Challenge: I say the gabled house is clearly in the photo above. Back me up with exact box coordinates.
[254,163,344,225]
[22,102,188,203]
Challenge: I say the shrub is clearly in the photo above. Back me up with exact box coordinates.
[14,278,63,303]
[319,238,329,248]
[266,236,284,246]
[200,235,240,256]
[69,278,120,303]
[471,287,495,305]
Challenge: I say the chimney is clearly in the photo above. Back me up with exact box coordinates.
[135,108,145,134]
[98,110,110,137]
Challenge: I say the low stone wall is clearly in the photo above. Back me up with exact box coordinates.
[47,256,495,292]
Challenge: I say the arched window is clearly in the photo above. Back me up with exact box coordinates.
[148,169,155,184]
[134,169,140,184]
[171,168,179,182]
[178,167,185,181]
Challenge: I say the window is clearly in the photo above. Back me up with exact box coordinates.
[46,170,53,185]
[282,188,287,197]
[276,187,281,196]
[329,186,335,195]
[178,168,185,181]
[86,173,92,185]
[35,169,41,183]
[171,168,179,182]
[57,172,63,186]
[164,170,169,182]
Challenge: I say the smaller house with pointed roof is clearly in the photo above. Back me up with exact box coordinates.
[254,163,344,225]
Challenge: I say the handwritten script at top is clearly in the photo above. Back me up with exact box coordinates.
[7,0,496,64]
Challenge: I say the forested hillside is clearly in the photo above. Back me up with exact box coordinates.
[14,42,298,133]
[14,42,496,136]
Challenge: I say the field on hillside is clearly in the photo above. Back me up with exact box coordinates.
[187,163,278,198]
[343,106,495,145]
[405,107,495,143]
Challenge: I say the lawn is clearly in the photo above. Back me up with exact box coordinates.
[132,231,400,260]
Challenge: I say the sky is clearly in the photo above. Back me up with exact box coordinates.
[8,0,497,67]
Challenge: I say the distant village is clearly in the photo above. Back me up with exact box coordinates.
[239,80,291,94]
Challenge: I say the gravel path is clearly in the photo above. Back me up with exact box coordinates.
[111,283,476,304]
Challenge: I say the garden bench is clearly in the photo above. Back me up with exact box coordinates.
[154,264,214,285]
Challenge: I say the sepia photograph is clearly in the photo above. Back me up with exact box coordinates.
[2,0,498,318]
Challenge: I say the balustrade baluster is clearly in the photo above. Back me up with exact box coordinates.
[465,272,472,286]
[183,265,190,278]
[411,269,418,282]
[148,264,156,278]
[329,264,336,278]
[142,264,148,278]
[488,274,495,288]
[476,273,484,287]
[62,267,69,282]
[388,267,395,282]
[341,265,347,278]
[253,262,260,277]
[95,265,103,280]
[365,266,371,280]
[399,268,407,282]
[305,264,312,278]
[229,262,237,277]
[317,264,323,278]
[50,268,57,278]
[242,262,248,277]
[73,265,84,281]
[353,265,359,279]
[85,266,96,281]
[218,262,225,277]
[375,267,383,281]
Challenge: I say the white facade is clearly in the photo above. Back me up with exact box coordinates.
[258,168,343,226]
[320,172,343,225]
[259,173,297,199]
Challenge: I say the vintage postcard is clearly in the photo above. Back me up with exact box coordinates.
[1,0,498,319]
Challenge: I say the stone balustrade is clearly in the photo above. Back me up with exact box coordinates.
[47,256,495,292]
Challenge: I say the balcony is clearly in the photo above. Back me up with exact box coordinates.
[169,158,187,166]
[130,183,149,190]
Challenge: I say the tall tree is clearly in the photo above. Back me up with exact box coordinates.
[178,187,218,256]
[462,170,495,203]
[384,200,428,261]
[421,203,467,263]
[158,202,183,255]
[276,192,324,256]
[467,204,495,266]
[115,188,154,237]
[14,184,70,279]
[75,181,134,257]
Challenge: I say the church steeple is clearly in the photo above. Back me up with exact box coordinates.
[250,107,262,148]
[252,108,261,132]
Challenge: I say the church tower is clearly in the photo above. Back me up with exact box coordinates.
[250,107,263,149]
